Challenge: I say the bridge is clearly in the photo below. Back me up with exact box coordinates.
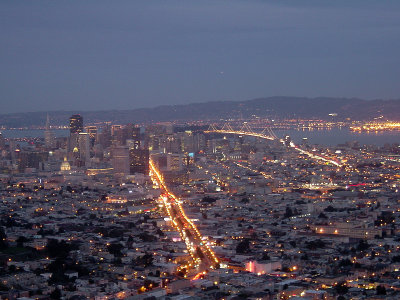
[205,122,277,141]
[205,122,345,167]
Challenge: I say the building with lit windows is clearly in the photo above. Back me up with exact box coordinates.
[129,149,149,174]
[112,145,129,179]
[69,114,83,134]
[78,133,91,164]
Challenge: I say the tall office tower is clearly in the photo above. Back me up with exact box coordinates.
[86,126,98,146]
[0,132,5,150]
[181,131,195,153]
[111,125,124,145]
[165,135,181,153]
[69,114,83,134]
[129,148,149,174]
[194,133,206,153]
[111,125,122,136]
[99,124,112,149]
[44,114,54,148]
[78,133,90,165]
[116,128,127,145]
[125,124,141,149]
[130,125,141,149]
[111,145,129,179]
[68,134,79,153]
[9,141,17,164]
[148,136,160,152]
[145,124,171,152]
[69,114,83,153]
[93,144,104,159]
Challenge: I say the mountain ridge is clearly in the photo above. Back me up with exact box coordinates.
[1,96,399,127]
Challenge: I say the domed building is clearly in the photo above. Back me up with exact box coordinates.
[60,157,71,172]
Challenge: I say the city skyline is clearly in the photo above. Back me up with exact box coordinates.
[1,115,400,298]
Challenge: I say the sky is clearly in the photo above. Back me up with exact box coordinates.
[1,0,400,113]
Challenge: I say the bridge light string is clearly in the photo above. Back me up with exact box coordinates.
[205,128,345,167]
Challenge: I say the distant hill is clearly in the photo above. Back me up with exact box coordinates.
[0,96,399,127]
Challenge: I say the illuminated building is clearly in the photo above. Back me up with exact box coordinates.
[112,145,129,179]
[86,126,98,145]
[111,124,122,136]
[68,115,84,153]
[69,114,83,134]
[60,157,71,171]
[129,125,141,150]
[0,132,5,150]
[112,125,125,145]
[245,260,282,275]
[78,133,90,164]
[44,113,54,148]
[99,123,112,148]
[129,149,149,174]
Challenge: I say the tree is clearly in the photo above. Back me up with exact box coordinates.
[283,207,293,218]
[261,252,270,261]
[0,227,8,250]
[318,212,328,219]
[324,205,337,212]
[356,240,369,251]
[306,239,325,250]
[46,239,72,258]
[50,288,61,300]
[107,243,123,257]
[135,254,153,267]
[8,265,16,273]
[300,253,309,261]
[335,282,348,295]
[241,198,249,204]
[202,196,217,203]
[138,232,157,242]
[376,285,386,295]
[338,258,352,267]
[236,239,250,254]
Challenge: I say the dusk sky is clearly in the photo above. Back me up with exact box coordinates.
[1,0,400,113]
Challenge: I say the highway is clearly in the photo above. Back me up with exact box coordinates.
[149,160,219,275]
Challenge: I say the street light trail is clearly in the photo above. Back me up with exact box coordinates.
[149,160,219,273]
